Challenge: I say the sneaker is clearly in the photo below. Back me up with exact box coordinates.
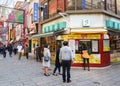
[67,80,71,83]
[53,73,57,76]
[63,80,66,83]
[59,73,62,75]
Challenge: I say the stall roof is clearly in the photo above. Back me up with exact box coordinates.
[70,28,107,33]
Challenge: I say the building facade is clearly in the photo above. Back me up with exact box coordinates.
[32,0,120,67]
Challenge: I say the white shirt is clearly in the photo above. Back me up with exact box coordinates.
[59,46,74,62]
[17,45,23,52]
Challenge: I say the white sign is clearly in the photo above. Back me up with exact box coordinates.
[82,19,90,27]
[69,40,75,58]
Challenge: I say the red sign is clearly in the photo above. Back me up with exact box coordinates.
[49,0,57,17]
[0,22,4,28]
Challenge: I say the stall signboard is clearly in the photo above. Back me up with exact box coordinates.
[61,34,100,40]
[74,54,101,64]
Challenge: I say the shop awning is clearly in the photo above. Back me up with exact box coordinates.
[32,32,54,38]
[108,29,120,36]
[70,28,107,33]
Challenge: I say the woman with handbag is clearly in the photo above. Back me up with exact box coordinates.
[43,44,51,76]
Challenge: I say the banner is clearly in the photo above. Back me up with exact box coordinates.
[33,3,38,22]
[0,6,24,23]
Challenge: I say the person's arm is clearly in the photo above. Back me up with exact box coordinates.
[59,48,62,63]
[70,48,74,63]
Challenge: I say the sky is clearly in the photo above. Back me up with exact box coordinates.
[0,0,24,7]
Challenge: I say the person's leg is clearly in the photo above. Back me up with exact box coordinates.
[83,58,86,70]
[26,53,28,59]
[62,60,66,82]
[53,66,57,74]
[87,58,90,71]
[39,55,41,62]
[36,55,38,61]
[67,61,71,82]
[19,52,21,60]
[58,64,61,74]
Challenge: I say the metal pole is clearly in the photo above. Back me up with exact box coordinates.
[23,9,26,55]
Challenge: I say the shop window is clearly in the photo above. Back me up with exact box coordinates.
[76,0,82,10]
[103,39,110,52]
[75,40,92,54]
[106,0,116,13]
[92,40,99,53]
[67,0,75,10]
[86,0,92,9]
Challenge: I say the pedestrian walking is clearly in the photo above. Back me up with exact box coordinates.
[81,43,90,71]
[53,44,62,76]
[2,45,6,58]
[43,44,51,76]
[59,41,74,83]
[7,44,13,57]
[17,43,23,60]
[34,45,41,62]
[25,44,29,59]
[13,43,18,55]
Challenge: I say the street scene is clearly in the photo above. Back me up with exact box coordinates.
[0,53,120,86]
[1,0,120,86]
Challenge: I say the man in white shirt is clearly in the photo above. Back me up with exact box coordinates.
[59,41,74,83]
[17,43,23,60]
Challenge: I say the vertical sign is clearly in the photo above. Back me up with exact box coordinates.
[82,0,86,9]
[43,5,48,20]
[33,3,38,22]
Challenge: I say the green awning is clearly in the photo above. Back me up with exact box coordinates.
[32,32,54,38]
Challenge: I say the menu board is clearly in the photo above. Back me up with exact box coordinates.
[92,40,98,52]
[69,40,75,58]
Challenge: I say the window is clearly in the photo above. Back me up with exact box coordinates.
[67,0,75,10]
[75,40,91,54]
[92,40,99,52]
[103,40,110,52]
[106,0,116,13]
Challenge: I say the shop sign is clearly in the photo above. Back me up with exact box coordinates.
[33,3,38,22]
[0,22,4,28]
[82,0,86,9]
[32,38,37,44]
[106,20,120,30]
[82,19,90,27]
[43,22,66,33]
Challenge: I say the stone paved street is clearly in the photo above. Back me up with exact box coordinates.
[0,53,120,86]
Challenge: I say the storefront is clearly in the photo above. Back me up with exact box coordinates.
[40,14,114,67]
[106,19,120,62]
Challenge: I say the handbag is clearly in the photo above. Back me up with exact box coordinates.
[44,56,49,62]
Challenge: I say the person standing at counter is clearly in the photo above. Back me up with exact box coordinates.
[82,43,90,71]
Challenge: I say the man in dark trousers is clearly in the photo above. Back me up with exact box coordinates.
[35,45,41,62]
[59,41,74,83]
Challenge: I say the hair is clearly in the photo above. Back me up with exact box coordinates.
[44,44,48,48]
[58,44,62,48]
[63,41,68,46]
